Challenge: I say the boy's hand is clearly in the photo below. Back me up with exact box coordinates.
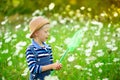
[51,62,62,70]
[41,62,62,72]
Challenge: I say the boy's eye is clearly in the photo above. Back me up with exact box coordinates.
[45,31,48,33]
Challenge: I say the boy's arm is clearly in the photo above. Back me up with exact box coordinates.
[26,48,42,74]
[41,62,62,72]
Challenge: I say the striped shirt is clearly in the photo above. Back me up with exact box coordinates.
[26,39,53,79]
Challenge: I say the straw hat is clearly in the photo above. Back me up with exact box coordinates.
[29,16,49,38]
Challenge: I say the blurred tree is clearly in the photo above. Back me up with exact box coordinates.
[0,0,120,23]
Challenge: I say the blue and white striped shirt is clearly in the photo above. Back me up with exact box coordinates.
[26,39,53,79]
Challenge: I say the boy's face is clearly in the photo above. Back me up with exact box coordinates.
[35,24,50,42]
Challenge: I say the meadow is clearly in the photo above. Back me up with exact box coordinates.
[0,8,120,80]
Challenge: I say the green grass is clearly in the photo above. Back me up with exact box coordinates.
[0,17,120,80]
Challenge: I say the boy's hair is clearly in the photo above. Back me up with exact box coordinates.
[29,16,49,38]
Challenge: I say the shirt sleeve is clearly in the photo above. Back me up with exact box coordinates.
[26,47,42,74]
[48,45,53,63]
[49,50,53,63]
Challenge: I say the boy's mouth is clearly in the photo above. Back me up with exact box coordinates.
[46,37,48,39]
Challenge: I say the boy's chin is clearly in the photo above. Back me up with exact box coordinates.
[43,39,47,42]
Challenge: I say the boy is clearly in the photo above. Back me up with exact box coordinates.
[26,16,62,80]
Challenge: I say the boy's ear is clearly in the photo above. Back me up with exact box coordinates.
[33,30,39,37]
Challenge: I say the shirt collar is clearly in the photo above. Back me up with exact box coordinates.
[31,39,49,49]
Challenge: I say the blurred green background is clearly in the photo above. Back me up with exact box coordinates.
[0,0,120,23]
